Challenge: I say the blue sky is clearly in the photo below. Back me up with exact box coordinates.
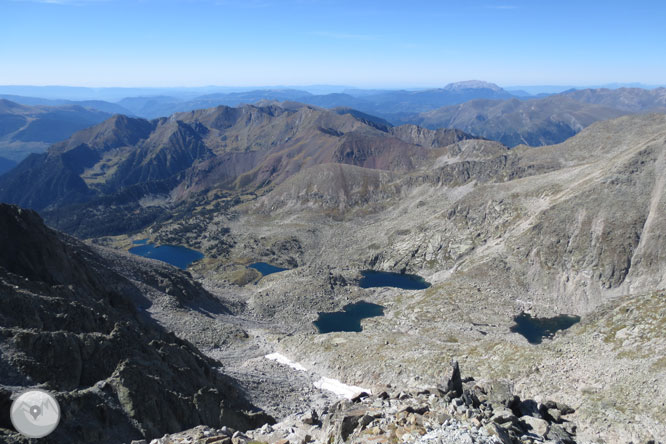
[2,0,665,87]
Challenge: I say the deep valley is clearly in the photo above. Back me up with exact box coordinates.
[1,98,665,444]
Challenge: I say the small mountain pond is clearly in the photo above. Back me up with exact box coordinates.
[510,312,581,344]
[359,270,431,290]
[129,240,204,270]
[248,262,289,276]
[313,301,385,333]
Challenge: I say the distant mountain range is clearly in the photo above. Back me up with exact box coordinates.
[2,83,666,175]
[111,81,515,119]
[0,99,112,162]
[0,94,133,115]
[561,87,666,112]
[115,84,666,147]
[409,96,625,147]
[407,87,666,146]
[3,85,666,224]
[1,81,519,121]
[2,82,662,102]
[2,82,506,175]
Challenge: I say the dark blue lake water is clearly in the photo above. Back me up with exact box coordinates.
[248,262,289,276]
[510,312,581,344]
[129,243,204,269]
[359,270,431,290]
[132,238,149,245]
[313,301,385,333]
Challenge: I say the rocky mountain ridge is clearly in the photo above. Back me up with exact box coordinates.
[0,203,272,443]
[0,102,480,237]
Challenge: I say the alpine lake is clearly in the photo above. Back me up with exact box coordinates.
[129,239,204,270]
[314,270,431,333]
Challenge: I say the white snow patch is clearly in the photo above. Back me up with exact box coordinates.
[314,377,371,399]
[265,353,308,372]
[265,353,370,399]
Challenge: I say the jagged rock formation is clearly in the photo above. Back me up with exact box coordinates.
[149,362,580,444]
[0,204,271,444]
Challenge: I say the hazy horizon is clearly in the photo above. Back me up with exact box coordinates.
[1,81,664,103]
[0,81,663,89]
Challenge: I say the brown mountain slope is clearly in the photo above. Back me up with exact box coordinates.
[0,103,479,235]
[169,103,473,196]
[255,138,509,214]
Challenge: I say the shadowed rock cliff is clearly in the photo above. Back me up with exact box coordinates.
[0,204,272,443]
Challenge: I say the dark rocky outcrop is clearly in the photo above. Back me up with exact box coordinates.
[439,360,463,398]
[0,204,272,443]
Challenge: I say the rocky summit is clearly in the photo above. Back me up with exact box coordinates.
[151,361,579,444]
[1,101,665,444]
